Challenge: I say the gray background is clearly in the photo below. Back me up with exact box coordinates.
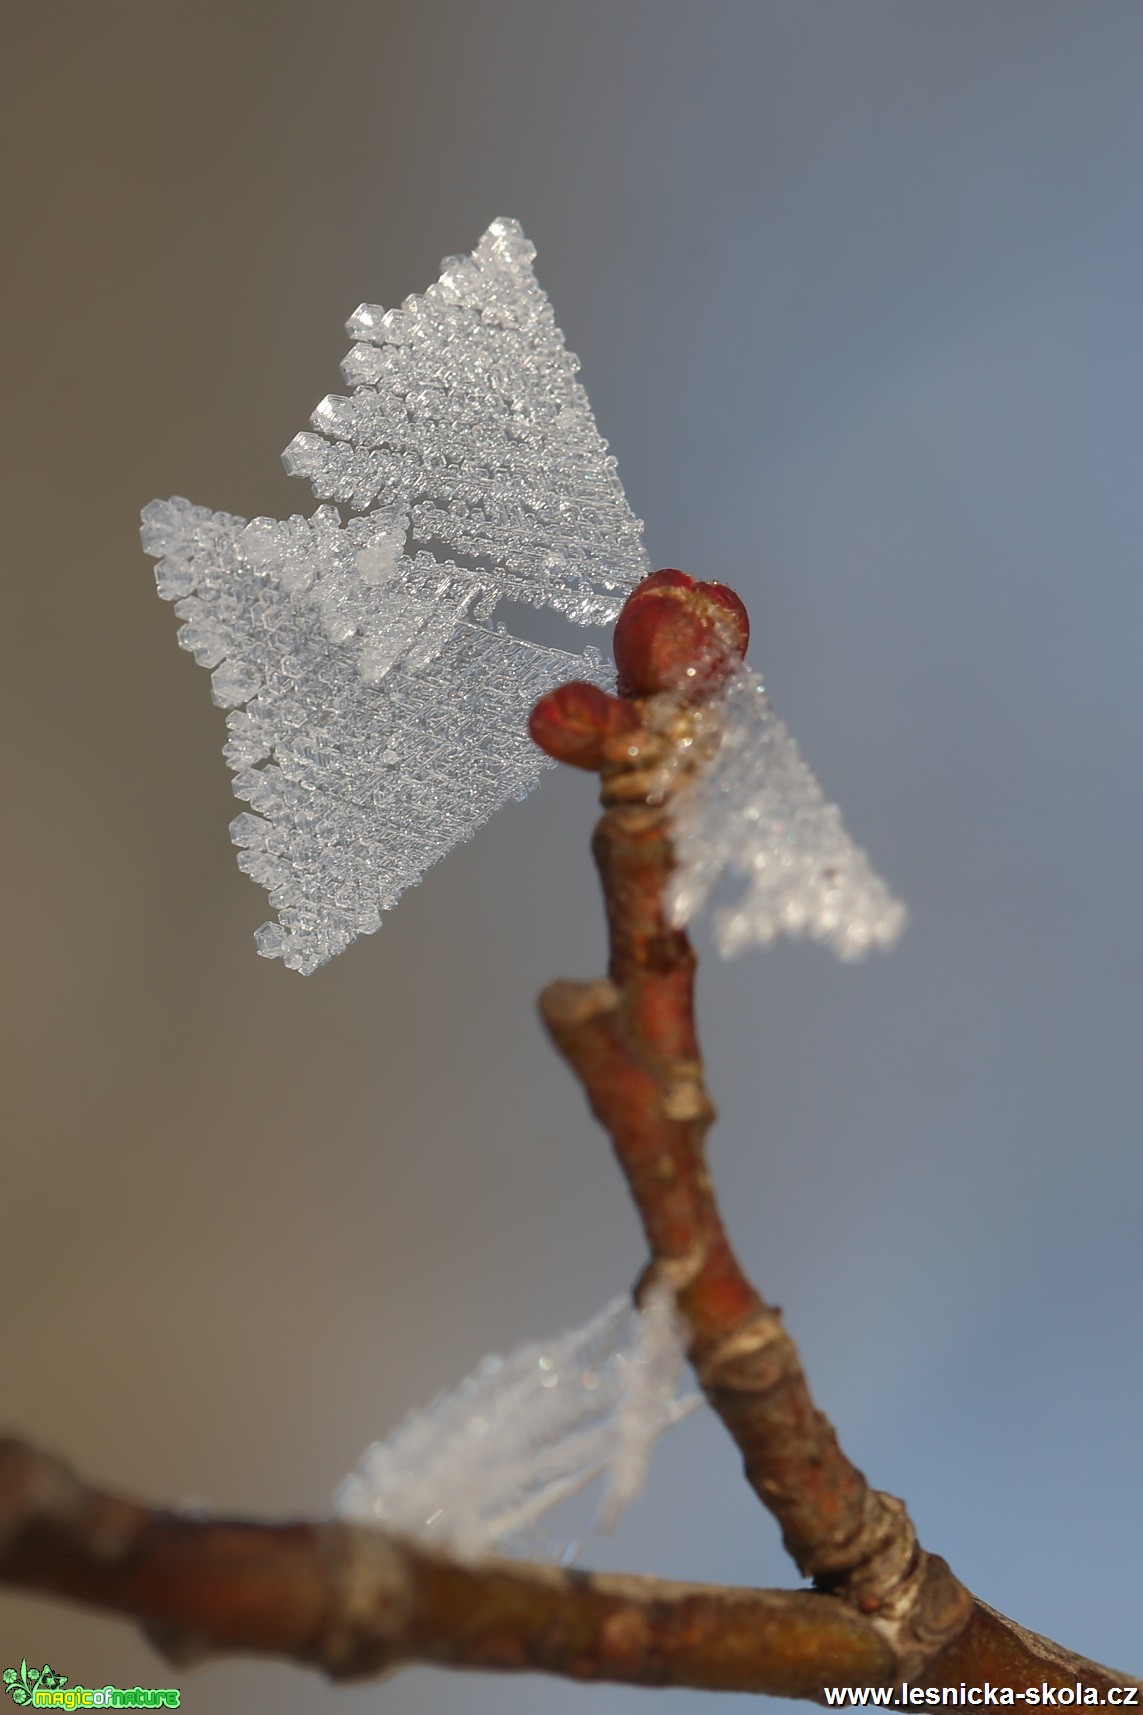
[2,2,1141,1708]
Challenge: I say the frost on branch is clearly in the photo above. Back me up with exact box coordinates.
[142,498,613,974]
[335,1286,699,1560]
[145,215,905,975]
[667,664,907,960]
[143,218,650,970]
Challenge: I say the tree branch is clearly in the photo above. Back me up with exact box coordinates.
[0,1436,1134,1699]
[0,1438,892,1697]
[531,571,1140,1691]
[4,575,1138,1699]
[538,701,968,1679]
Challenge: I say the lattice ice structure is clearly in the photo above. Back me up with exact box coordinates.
[142,497,612,974]
[143,220,649,971]
[668,665,907,959]
[145,217,904,972]
[283,218,648,626]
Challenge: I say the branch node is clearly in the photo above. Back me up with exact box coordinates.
[693,1309,790,1390]
[539,977,620,1033]
[314,1522,414,1681]
[637,1249,708,1302]
[660,1076,709,1123]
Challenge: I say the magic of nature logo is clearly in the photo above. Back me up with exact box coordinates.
[2,1663,180,1709]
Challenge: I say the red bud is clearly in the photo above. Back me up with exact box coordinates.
[613,570,749,699]
[529,680,640,770]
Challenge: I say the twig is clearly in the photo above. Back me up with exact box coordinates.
[3,574,1138,1698]
[0,1436,1133,1698]
[531,570,1140,1690]
[0,1438,892,1696]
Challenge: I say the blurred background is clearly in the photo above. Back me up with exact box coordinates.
[3,2,1142,1707]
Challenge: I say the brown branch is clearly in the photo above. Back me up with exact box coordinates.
[0,1438,893,1697]
[539,706,969,1680]
[4,575,1138,1699]
[0,1436,1134,1699]
[530,570,1140,1692]
[915,1604,1141,1696]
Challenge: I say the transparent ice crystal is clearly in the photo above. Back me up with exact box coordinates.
[668,665,907,959]
[145,217,904,972]
[335,1286,698,1560]
[142,496,614,974]
[143,219,650,971]
[282,215,650,635]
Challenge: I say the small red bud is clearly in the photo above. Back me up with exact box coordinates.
[613,570,750,699]
[529,680,640,770]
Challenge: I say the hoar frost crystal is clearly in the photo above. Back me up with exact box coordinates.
[144,217,904,970]
[336,1286,697,1560]
[669,665,906,960]
[143,219,648,974]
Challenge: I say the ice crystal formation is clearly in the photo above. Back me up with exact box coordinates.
[669,666,907,959]
[143,218,649,972]
[335,1287,697,1559]
[144,215,904,972]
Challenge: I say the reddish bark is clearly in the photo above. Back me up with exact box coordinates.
[1,571,1136,1698]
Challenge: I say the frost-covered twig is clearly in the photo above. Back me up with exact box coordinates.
[141,221,906,979]
[3,570,1138,1698]
[532,571,1130,1687]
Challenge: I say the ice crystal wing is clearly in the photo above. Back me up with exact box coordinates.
[142,497,612,975]
[668,665,907,960]
[335,1287,699,1560]
[283,217,651,633]
[143,219,650,971]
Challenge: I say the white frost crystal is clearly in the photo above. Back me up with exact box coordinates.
[143,219,650,971]
[668,665,907,959]
[142,497,615,974]
[285,217,649,624]
[335,1287,698,1559]
[145,215,905,972]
